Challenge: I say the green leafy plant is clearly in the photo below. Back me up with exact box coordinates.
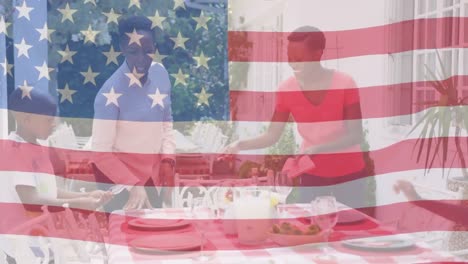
[409,50,468,178]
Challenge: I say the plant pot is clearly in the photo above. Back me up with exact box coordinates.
[446,176,468,194]
[446,176,468,251]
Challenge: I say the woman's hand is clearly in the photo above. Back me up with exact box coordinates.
[72,196,111,210]
[88,190,113,201]
[160,162,174,186]
[223,141,241,155]
[124,186,152,210]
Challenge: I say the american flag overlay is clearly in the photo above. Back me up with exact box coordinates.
[0,0,468,263]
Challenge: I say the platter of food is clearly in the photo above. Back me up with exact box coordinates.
[269,222,326,246]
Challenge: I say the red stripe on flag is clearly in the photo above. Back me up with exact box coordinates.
[229,17,467,62]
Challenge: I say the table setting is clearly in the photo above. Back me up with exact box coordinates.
[105,180,461,264]
[19,150,462,263]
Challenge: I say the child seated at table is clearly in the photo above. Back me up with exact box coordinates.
[0,88,113,263]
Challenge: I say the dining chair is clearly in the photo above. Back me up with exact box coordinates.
[173,175,223,208]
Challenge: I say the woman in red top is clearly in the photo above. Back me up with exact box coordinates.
[225,26,368,207]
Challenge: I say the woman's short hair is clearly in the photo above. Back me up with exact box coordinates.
[287,26,326,51]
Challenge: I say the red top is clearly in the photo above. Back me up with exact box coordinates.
[275,71,366,177]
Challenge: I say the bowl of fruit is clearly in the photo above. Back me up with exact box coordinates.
[269,222,326,246]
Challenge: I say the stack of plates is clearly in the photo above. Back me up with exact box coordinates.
[342,237,415,252]
[127,218,190,231]
[130,233,204,254]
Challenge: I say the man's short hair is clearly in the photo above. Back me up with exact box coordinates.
[8,88,57,116]
[118,16,155,45]
[287,26,326,51]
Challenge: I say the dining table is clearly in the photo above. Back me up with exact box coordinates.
[103,202,463,264]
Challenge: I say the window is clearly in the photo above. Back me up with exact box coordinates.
[443,10,453,47]
[396,54,413,125]
[444,0,453,7]
[426,52,436,76]
[426,90,436,104]
[443,50,453,77]
[402,53,413,82]
[428,0,436,12]
[399,87,413,125]
[454,8,460,45]
[462,90,468,102]
[418,19,426,48]
[464,4,468,43]
[416,90,425,114]
[418,0,426,15]
[417,54,425,83]
[464,50,468,85]
[453,49,459,76]
[427,15,437,47]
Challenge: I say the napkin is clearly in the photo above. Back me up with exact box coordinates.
[282,156,316,179]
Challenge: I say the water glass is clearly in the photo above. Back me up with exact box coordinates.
[189,197,212,262]
[311,196,338,259]
[275,172,293,201]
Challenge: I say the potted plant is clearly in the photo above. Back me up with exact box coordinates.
[409,51,468,251]
[409,50,468,193]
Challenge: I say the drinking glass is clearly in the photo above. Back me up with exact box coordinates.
[212,187,230,219]
[275,172,293,199]
[311,196,338,260]
[189,197,212,262]
[275,172,293,217]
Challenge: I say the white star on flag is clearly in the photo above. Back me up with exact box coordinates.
[16,1,34,21]
[0,58,8,76]
[15,38,33,59]
[173,0,186,10]
[149,10,166,29]
[18,80,33,99]
[0,16,6,35]
[36,23,53,42]
[103,8,120,25]
[193,11,211,31]
[148,88,167,108]
[80,66,99,85]
[35,62,53,81]
[126,29,144,46]
[84,0,97,6]
[58,3,77,23]
[57,84,77,103]
[102,46,121,65]
[125,68,144,88]
[128,0,141,9]
[102,87,122,107]
[170,32,189,50]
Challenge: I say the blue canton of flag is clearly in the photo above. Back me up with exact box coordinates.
[3,0,228,125]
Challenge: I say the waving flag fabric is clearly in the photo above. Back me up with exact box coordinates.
[0,0,467,263]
